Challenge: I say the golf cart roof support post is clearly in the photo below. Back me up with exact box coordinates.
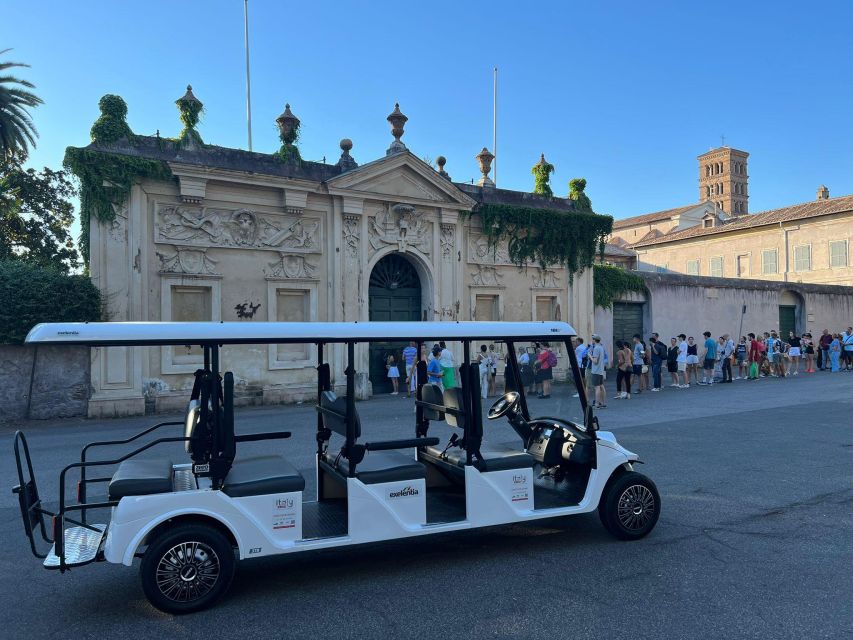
[316,342,325,452]
[462,340,472,465]
[204,345,210,370]
[504,341,531,421]
[564,338,587,411]
[415,340,425,437]
[345,341,356,477]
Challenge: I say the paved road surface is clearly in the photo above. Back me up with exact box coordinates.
[1,372,851,639]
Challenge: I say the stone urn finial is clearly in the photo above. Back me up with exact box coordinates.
[276,103,300,145]
[436,155,451,180]
[175,84,204,147]
[476,147,495,188]
[386,103,408,155]
[337,138,358,171]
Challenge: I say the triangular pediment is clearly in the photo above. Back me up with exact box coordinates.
[327,151,476,209]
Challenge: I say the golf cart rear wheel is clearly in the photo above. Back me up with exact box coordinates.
[140,523,235,614]
[598,471,660,540]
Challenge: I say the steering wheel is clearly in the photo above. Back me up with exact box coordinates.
[488,391,521,420]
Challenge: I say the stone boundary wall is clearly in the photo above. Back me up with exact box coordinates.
[0,345,90,422]
[594,272,853,359]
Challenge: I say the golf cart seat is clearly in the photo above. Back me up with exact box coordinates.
[110,373,305,500]
[419,384,534,473]
[319,391,426,484]
[109,458,174,499]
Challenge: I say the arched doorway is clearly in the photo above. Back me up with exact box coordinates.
[368,253,421,393]
[779,290,805,338]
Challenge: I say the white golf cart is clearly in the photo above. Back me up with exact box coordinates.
[13,321,660,614]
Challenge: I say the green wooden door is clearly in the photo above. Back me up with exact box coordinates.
[613,302,644,346]
[779,305,796,339]
[368,254,421,393]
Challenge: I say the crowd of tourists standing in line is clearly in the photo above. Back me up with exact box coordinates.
[575,327,853,409]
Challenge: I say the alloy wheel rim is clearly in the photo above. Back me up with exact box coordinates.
[156,541,220,602]
[617,484,655,530]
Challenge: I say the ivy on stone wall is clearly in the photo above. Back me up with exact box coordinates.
[593,263,647,308]
[63,147,173,263]
[464,203,613,275]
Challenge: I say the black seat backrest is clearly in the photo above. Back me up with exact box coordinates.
[320,390,361,439]
[443,387,466,429]
[421,384,444,421]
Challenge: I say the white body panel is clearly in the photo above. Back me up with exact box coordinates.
[103,439,635,565]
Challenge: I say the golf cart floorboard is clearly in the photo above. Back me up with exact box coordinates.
[302,499,348,539]
[44,524,106,569]
[426,488,467,524]
[533,479,586,510]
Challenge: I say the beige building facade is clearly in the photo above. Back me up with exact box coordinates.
[610,145,853,288]
[633,195,853,285]
[80,104,595,417]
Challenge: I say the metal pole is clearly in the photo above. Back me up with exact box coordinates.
[493,66,497,187]
[244,0,253,151]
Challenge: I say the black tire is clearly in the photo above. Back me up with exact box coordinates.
[140,523,236,614]
[598,471,660,540]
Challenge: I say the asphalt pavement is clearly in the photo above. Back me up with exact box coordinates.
[0,371,851,639]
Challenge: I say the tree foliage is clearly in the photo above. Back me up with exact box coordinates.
[0,260,101,343]
[0,49,43,161]
[0,159,79,271]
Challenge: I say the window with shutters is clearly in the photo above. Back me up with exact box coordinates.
[829,240,848,268]
[793,245,811,271]
[762,249,778,274]
[709,256,723,278]
[686,259,700,275]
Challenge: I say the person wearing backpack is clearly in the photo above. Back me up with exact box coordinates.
[536,342,556,399]
[649,336,667,392]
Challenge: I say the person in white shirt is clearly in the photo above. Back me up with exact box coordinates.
[677,333,689,388]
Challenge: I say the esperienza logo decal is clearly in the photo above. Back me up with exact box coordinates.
[388,486,419,499]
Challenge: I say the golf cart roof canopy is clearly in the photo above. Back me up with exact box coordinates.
[25,321,577,347]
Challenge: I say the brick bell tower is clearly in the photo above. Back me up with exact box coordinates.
[698,146,749,216]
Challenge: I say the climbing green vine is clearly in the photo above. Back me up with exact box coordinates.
[275,103,302,163]
[175,85,204,147]
[531,154,555,197]
[593,264,647,308]
[569,178,592,212]
[63,147,173,263]
[464,203,613,275]
[90,95,134,145]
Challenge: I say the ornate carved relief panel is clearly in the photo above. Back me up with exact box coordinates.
[154,204,321,253]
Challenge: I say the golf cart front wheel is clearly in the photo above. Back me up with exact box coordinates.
[140,523,235,614]
[598,471,660,540]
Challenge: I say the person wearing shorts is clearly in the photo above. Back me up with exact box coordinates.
[677,334,689,387]
[589,335,606,408]
[699,331,716,385]
[402,341,418,397]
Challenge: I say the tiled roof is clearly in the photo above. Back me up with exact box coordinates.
[78,138,576,210]
[602,243,636,257]
[632,194,853,247]
[612,203,698,230]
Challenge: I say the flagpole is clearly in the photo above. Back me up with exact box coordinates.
[244,0,253,151]
[493,66,497,187]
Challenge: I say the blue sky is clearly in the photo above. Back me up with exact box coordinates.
[6,0,853,241]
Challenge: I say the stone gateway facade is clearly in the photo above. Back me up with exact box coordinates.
[78,104,595,417]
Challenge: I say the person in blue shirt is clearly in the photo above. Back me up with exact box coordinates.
[427,345,444,389]
[402,341,418,397]
[699,331,717,385]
